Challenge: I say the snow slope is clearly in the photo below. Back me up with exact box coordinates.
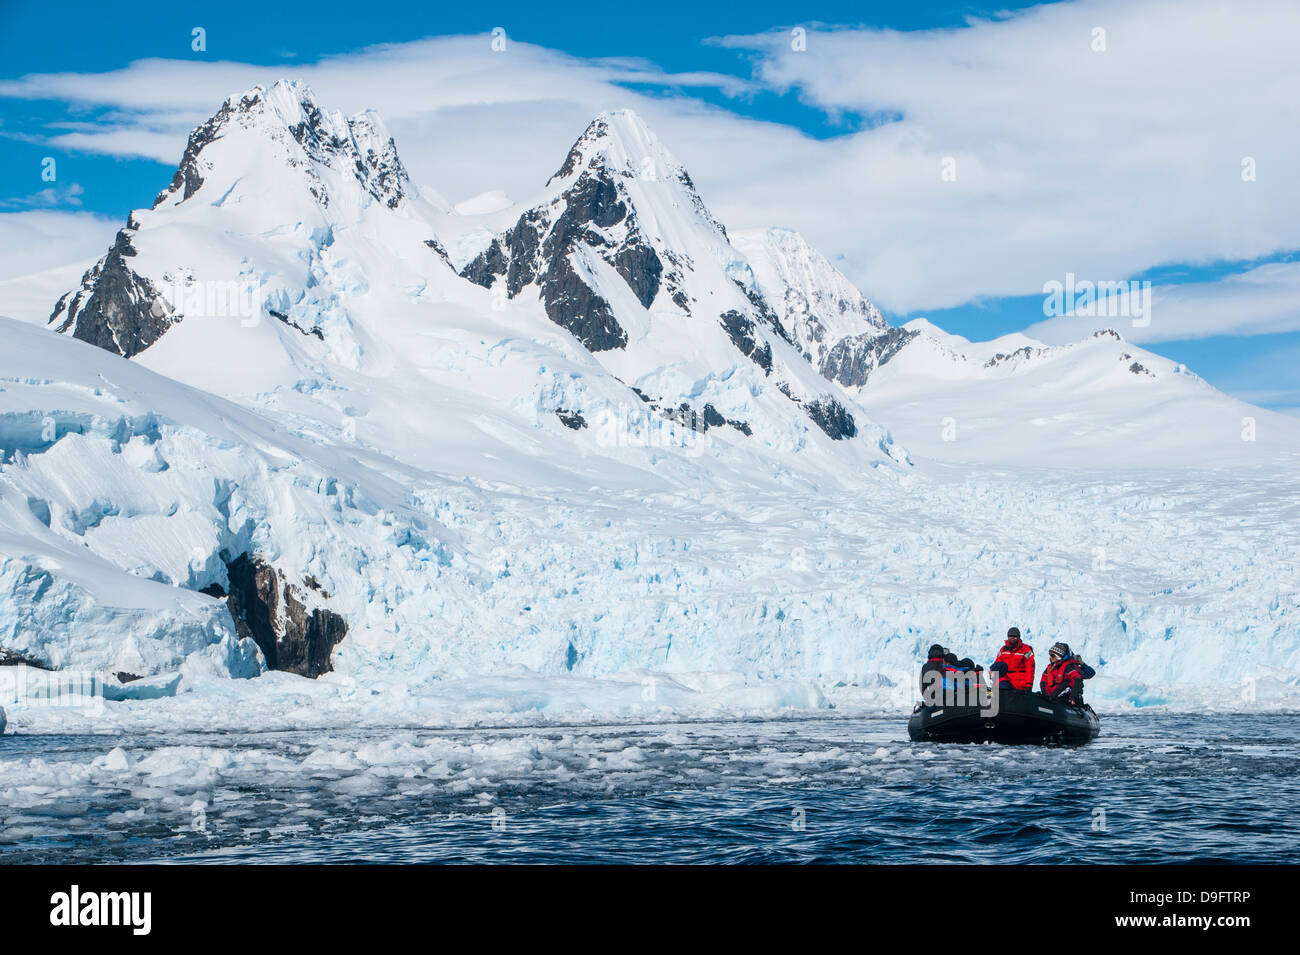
[854,324,1300,470]
[731,226,910,389]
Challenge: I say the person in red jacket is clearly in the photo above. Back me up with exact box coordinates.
[994,627,1034,691]
[1040,642,1096,704]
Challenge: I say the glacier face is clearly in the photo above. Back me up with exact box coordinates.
[3,81,1299,715]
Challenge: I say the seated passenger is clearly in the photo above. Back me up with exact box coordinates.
[957,657,985,697]
[988,659,1013,692]
[920,644,947,698]
[1040,642,1095,704]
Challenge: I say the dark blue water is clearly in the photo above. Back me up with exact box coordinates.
[2,713,1296,864]
[174,775,1300,864]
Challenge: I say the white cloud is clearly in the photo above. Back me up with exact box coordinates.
[0,40,755,194]
[2,2,1299,334]
[0,182,85,209]
[712,0,1300,315]
[0,210,120,325]
[1025,262,1300,344]
[0,210,117,282]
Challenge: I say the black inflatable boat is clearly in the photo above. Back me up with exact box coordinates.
[908,691,1100,744]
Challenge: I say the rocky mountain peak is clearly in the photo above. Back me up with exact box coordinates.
[461,110,738,352]
[152,79,410,212]
[733,227,913,389]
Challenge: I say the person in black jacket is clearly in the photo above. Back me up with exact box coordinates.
[1070,652,1097,704]
[988,659,1014,692]
[920,644,947,699]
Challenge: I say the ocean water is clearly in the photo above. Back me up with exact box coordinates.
[1,713,1296,864]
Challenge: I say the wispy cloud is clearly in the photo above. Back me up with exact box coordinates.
[0,182,85,210]
[0,209,118,282]
[1026,262,1300,344]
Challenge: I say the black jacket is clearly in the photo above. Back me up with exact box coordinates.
[920,655,946,696]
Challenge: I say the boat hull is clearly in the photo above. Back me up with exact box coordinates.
[907,692,1099,744]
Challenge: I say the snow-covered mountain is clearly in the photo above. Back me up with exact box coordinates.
[457,110,880,449]
[45,87,901,465]
[731,227,915,389]
[851,321,1300,469]
[2,80,1297,711]
[47,81,450,379]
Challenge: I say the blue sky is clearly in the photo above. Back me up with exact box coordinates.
[1,0,1297,413]
[0,0,1045,215]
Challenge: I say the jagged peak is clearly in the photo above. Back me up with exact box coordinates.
[732,225,890,364]
[548,109,685,187]
[248,78,322,124]
[153,79,409,211]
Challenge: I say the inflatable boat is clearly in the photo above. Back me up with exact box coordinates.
[908,691,1099,744]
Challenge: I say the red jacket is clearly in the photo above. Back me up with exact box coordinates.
[1041,657,1081,701]
[994,639,1035,691]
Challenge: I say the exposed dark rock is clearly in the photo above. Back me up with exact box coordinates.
[720,310,774,374]
[737,280,794,348]
[612,239,662,309]
[268,308,325,341]
[0,648,52,669]
[985,345,1038,368]
[221,553,347,678]
[803,396,858,441]
[1129,361,1153,376]
[303,575,330,597]
[622,393,752,439]
[115,671,143,684]
[820,327,917,388]
[549,118,611,184]
[287,99,408,210]
[541,252,628,351]
[556,409,588,430]
[48,226,177,358]
[460,119,724,354]
[152,96,248,208]
[423,237,451,266]
[461,170,636,352]
[661,402,709,433]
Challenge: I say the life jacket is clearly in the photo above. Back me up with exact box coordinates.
[994,639,1035,691]
[941,661,983,704]
[1041,657,1081,701]
[941,661,960,691]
